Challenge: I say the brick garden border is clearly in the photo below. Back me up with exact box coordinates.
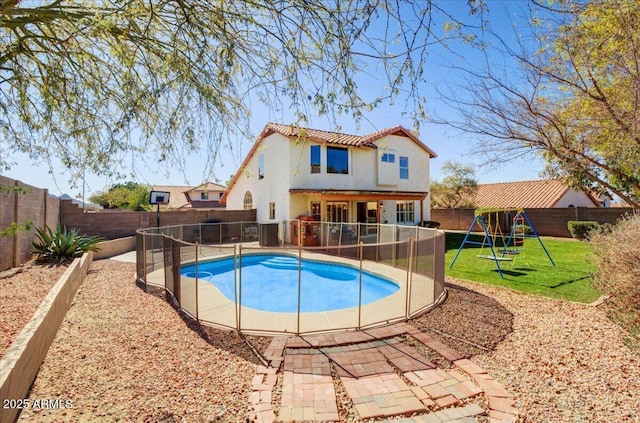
[0,253,93,423]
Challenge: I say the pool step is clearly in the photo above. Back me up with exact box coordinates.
[262,256,300,270]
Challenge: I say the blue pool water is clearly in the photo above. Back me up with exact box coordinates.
[180,254,399,313]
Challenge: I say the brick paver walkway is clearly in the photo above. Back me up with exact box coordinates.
[248,322,519,422]
[279,350,340,421]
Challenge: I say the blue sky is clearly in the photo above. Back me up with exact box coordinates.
[3,0,546,198]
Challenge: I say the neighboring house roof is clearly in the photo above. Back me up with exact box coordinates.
[186,200,224,208]
[471,179,600,209]
[189,182,227,193]
[153,183,226,209]
[222,122,436,203]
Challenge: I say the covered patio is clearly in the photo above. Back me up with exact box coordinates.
[289,188,428,225]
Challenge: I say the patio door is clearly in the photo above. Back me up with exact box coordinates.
[357,202,378,235]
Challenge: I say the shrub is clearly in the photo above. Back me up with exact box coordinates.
[589,214,640,351]
[567,220,600,239]
[32,224,103,264]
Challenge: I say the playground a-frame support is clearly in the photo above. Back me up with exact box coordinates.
[449,208,555,278]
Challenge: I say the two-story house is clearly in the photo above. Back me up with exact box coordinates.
[221,123,437,225]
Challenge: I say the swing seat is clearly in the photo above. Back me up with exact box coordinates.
[499,249,521,255]
[476,254,513,261]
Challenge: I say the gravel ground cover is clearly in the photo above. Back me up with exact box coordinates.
[10,260,640,422]
[432,280,639,423]
[17,260,260,422]
[0,263,66,355]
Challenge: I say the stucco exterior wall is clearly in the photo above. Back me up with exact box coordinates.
[554,190,598,208]
[374,135,431,193]
[225,131,433,224]
[226,133,291,222]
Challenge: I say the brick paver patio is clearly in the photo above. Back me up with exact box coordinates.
[248,322,519,422]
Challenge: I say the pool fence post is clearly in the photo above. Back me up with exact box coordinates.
[406,237,414,318]
[297,243,302,336]
[376,225,380,262]
[392,225,397,267]
[142,233,147,289]
[195,242,199,322]
[358,241,364,329]
[433,230,437,280]
[219,223,222,245]
[236,244,241,332]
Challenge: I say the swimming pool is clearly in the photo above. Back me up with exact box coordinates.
[180,254,400,313]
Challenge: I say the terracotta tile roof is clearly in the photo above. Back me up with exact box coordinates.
[263,123,437,157]
[263,123,378,148]
[184,200,225,209]
[472,179,589,209]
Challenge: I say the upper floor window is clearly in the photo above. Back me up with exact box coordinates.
[258,154,264,179]
[243,191,253,210]
[200,192,209,200]
[327,146,348,174]
[381,153,395,163]
[310,145,321,173]
[399,156,409,179]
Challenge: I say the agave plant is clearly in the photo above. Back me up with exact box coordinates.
[32,224,103,263]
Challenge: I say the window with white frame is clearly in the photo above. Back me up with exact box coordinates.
[269,202,276,219]
[243,191,253,210]
[396,201,414,223]
[200,192,209,200]
[326,146,348,174]
[399,156,409,179]
[258,154,264,179]
[381,153,395,163]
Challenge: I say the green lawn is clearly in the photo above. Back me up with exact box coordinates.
[445,232,600,303]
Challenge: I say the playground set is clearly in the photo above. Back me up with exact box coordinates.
[449,208,555,278]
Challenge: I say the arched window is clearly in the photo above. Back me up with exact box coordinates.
[243,191,253,210]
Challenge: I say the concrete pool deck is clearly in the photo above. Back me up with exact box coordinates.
[250,322,519,422]
[143,248,441,334]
